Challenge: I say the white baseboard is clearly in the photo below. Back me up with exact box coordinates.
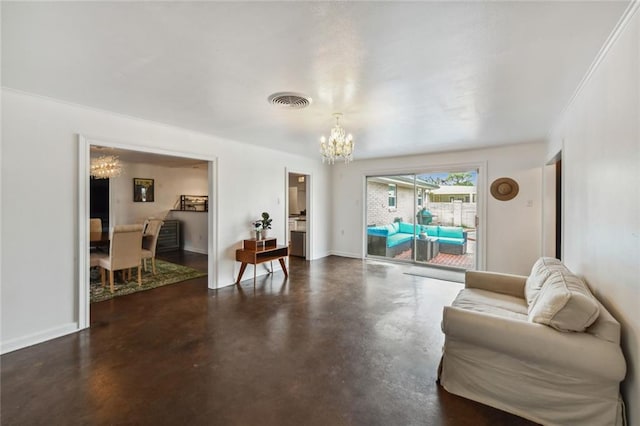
[329,251,363,259]
[182,246,208,255]
[217,280,237,289]
[307,251,330,260]
[1,322,79,355]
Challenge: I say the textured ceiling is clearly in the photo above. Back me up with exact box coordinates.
[2,1,630,160]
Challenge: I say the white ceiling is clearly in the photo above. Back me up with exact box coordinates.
[2,1,630,160]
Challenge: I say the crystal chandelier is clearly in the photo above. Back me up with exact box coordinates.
[90,155,122,179]
[320,113,354,164]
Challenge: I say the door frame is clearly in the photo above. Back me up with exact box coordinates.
[78,134,218,330]
[362,161,487,271]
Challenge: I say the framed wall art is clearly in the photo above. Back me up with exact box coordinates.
[133,178,155,202]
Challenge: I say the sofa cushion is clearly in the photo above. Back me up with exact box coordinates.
[391,222,400,233]
[437,237,465,245]
[528,271,600,332]
[524,257,568,306]
[425,225,439,237]
[398,222,415,234]
[367,226,389,236]
[451,288,528,321]
[386,232,413,248]
[384,223,397,235]
[438,226,464,239]
[587,298,621,344]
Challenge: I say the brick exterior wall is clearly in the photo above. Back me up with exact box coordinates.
[367,182,419,226]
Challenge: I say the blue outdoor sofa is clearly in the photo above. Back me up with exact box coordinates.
[423,225,468,255]
[367,222,468,257]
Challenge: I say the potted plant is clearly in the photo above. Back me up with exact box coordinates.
[252,212,272,239]
[252,220,263,240]
[259,212,272,238]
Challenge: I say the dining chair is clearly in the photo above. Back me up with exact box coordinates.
[90,218,102,233]
[141,219,164,275]
[92,224,144,293]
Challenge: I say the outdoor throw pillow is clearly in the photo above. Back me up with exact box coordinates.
[425,225,439,237]
[398,222,415,234]
[438,226,463,239]
[528,271,600,332]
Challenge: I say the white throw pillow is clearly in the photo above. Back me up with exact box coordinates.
[528,271,600,332]
[524,257,567,306]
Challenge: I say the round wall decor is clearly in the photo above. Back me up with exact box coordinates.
[490,177,519,201]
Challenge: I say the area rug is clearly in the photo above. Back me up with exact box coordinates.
[90,259,207,303]
[404,266,465,283]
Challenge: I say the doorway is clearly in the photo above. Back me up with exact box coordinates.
[543,152,562,260]
[555,159,562,260]
[90,178,109,231]
[78,135,217,330]
[287,172,309,259]
[365,167,481,272]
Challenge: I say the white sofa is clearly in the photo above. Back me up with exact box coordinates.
[438,258,627,426]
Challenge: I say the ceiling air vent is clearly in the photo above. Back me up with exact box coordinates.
[268,92,312,109]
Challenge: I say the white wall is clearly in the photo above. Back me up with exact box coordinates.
[331,142,545,275]
[547,7,639,423]
[1,89,331,352]
[167,210,208,254]
[110,160,208,225]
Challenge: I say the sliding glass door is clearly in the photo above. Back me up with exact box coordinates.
[366,169,478,271]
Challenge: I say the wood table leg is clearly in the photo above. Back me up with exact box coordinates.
[236,262,248,284]
[278,258,289,277]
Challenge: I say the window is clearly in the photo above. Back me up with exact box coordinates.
[388,184,397,208]
[366,169,478,271]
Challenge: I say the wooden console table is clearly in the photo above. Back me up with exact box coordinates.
[235,238,289,284]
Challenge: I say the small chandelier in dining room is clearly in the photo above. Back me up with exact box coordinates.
[90,155,122,179]
[320,113,354,164]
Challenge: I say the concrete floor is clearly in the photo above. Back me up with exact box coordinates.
[1,254,535,425]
